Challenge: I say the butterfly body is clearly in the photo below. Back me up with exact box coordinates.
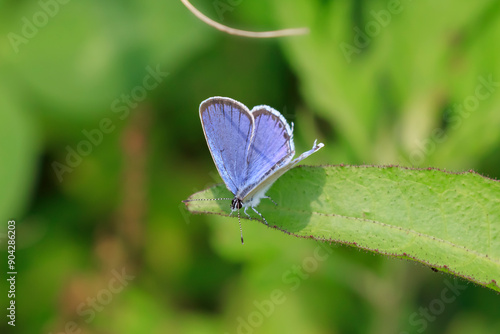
[199,97,323,239]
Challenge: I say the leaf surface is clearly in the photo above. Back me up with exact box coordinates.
[184,165,500,292]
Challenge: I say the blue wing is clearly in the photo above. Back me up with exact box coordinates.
[199,97,254,195]
[237,106,295,198]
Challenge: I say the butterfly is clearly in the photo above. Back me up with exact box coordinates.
[195,96,323,243]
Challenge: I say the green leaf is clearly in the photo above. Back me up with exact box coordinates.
[184,165,500,292]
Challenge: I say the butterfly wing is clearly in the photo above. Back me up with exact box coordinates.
[236,105,295,199]
[199,97,254,195]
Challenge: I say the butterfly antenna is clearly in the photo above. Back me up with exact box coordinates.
[183,197,244,243]
[182,197,232,203]
[238,209,244,244]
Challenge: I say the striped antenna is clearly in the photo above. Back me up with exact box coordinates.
[182,197,232,203]
[183,196,245,245]
[238,210,244,245]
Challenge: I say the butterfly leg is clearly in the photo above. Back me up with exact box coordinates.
[264,196,278,206]
[252,207,269,225]
[243,207,252,220]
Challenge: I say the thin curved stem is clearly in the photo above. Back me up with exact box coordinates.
[180,0,309,38]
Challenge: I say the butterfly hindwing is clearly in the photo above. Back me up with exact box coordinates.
[237,106,295,198]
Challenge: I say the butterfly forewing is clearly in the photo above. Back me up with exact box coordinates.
[200,97,253,195]
[237,106,295,198]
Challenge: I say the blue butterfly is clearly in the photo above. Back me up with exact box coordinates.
[198,97,324,243]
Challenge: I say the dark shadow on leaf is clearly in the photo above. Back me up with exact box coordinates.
[183,165,327,232]
[258,165,327,233]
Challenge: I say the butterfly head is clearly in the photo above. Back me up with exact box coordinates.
[231,198,243,210]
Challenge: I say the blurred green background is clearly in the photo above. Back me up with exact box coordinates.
[1,0,500,333]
